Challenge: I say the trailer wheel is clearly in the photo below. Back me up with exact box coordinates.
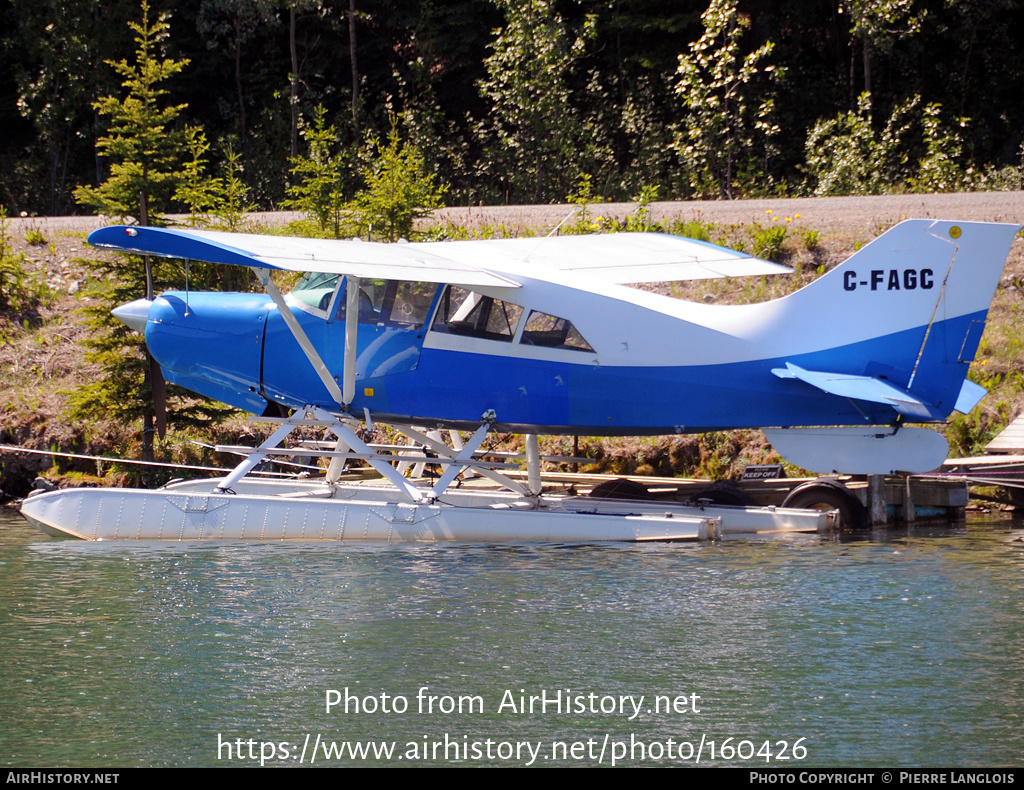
[694,481,753,506]
[588,478,653,501]
[782,481,868,531]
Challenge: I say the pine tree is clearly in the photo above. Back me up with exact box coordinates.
[176,128,253,234]
[69,1,229,470]
[283,107,352,238]
[73,0,189,220]
[349,125,445,242]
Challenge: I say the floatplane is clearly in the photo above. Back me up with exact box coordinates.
[20,219,1020,541]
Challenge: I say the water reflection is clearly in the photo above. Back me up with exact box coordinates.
[2,508,1023,766]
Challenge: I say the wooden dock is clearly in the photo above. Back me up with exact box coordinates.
[478,469,970,528]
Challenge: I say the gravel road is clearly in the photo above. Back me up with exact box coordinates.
[433,192,1024,235]
[8,192,1024,240]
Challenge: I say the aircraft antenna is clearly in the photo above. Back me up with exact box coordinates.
[908,229,959,389]
[514,208,577,266]
[548,207,578,237]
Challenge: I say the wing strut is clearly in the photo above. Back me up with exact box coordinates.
[310,407,424,502]
[216,408,425,501]
[342,275,360,405]
[429,423,491,498]
[216,416,304,492]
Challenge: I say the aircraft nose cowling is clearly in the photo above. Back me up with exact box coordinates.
[143,291,272,414]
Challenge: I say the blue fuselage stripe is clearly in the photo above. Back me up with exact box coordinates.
[145,290,983,434]
[268,313,981,433]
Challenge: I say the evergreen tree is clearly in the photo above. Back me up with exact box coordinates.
[69,1,230,468]
[73,0,189,220]
[65,257,234,454]
[176,128,253,233]
[349,126,446,242]
[175,125,221,223]
[0,207,35,310]
[283,107,352,238]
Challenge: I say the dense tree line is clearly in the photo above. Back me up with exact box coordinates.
[1,0,1023,216]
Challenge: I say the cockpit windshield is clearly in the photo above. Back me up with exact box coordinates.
[288,274,437,328]
[290,272,340,312]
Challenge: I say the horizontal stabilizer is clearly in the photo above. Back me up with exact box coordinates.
[764,426,949,475]
[772,362,945,421]
[954,379,987,414]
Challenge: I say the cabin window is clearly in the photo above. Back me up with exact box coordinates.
[333,278,383,324]
[290,272,340,312]
[431,285,523,342]
[520,310,594,352]
[389,281,436,328]
[335,278,436,329]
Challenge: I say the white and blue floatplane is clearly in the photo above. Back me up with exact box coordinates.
[20,219,1020,541]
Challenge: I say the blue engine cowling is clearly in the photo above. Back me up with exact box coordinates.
[145,291,271,413]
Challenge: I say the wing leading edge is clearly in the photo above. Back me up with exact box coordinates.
[87,226,789,287]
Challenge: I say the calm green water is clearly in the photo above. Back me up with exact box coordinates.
[2,507,1023,768]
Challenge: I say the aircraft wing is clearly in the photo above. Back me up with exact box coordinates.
[88,226,789,288]
[87,226,521,288]
[409,232,791,283]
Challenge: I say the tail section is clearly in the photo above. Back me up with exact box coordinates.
[761,219,1019,420]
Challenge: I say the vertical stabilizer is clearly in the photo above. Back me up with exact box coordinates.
[763,220,1019,419]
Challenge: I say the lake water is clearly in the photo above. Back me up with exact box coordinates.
[2,507,1023,768]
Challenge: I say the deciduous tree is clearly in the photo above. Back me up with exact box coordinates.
[673,0,779,199]
[839,0,925,105]
[477,0,595,202]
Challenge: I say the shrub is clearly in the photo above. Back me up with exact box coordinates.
[751,224,786,261]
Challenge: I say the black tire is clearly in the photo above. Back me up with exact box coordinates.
[782,481,868,531]
[588,478,653,501]
[693,481,753,507]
